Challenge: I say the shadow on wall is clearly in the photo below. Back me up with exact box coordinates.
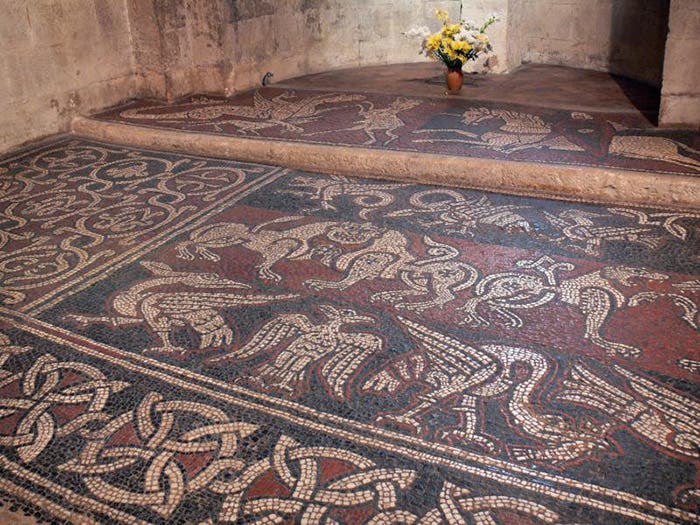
[608,0,670,125]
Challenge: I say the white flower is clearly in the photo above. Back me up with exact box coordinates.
[458,29,478,44]
[404,25,431,39]
[462,19,478,30]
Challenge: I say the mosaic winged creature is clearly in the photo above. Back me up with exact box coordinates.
[559,361,700,463]
[66,261,298,354]
[386,188,532,236]
[210,305,382,401]
[557,360,700,505]
[306,97,422,145]
[363,316,613,465]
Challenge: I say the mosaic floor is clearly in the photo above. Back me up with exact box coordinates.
[0,137,699,524]
[95,88,700,176]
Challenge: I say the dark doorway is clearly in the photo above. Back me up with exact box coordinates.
[609,0,671,125]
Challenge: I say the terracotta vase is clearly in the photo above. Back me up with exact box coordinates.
[445,65,464,94]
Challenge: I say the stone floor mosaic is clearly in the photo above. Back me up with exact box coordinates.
[95,88,700,176]
[0,138,699,523]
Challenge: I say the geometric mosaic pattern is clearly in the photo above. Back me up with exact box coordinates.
[95,88,700,176]
[0,138,699,523]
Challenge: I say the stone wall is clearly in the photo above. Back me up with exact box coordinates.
[514,0,670,87]
[0,0,137,152]
[126,0,476,99]
[659,0,700,128]
[1,0,698,152]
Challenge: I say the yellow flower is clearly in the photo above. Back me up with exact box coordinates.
[444,46,458,61]
[426,33,442,51]
[436,9,449,23]
[441,23,460,37]
[451,40,472,54]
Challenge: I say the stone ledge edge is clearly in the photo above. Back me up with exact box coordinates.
[71,116,700,211]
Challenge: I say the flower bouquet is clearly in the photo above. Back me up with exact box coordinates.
[406,10,498,93]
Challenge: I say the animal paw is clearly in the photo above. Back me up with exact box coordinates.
[200,326,233,348]
[371,291,405,303]
[509,446,535,463]
[395,302,433,313]
[459,313,490,328]
[257,267,282,282]
[595,340,641,358]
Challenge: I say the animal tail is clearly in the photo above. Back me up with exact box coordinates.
[250,215,308,233]
[557,362,634,418]
[362,354,426,394]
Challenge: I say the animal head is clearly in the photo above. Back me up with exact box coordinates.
[602,266,668,287]
[326,222,382,244]
[175,223,250,261]
[288,175,331,191]
[140,261,251,290]
[557,209,605,223]
[317,304,374,325]
[461,107,493,125]
[390,97,422,112]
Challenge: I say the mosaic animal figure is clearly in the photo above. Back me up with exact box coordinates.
[608,208,700,241]
[307,97,422,145]
[609,135,700,171]
[413,107,583,153]
[66,261,298,354]
[121,90,366,135]
[179,217,478,312]
[542,208,667,256]
[559,362,700,461]
[363,317,612,465]
[284,174,407,219]
[459,256,668,357]
[387,188,532,235]
[176,216,346,282]
[210,305,381,401]
[629,278,700,333]
[305,230,479,312]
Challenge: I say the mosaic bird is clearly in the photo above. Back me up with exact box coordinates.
[364,317,612,464]
[66,261,298,354]
[210,305,381,401]
[559,362,700,461]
